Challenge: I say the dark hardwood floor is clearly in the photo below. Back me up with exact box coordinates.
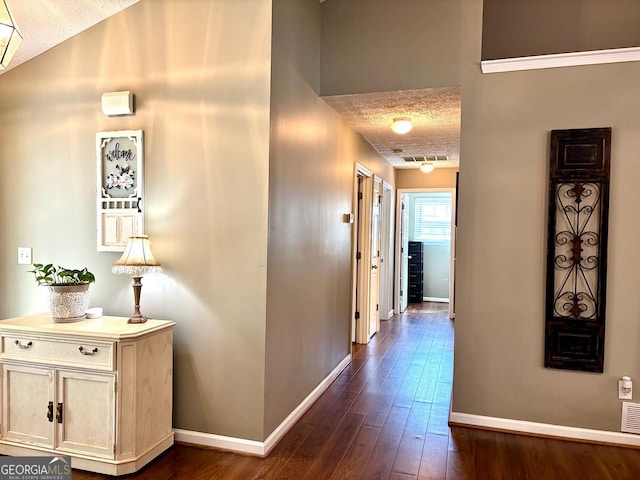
[73,302,640,479]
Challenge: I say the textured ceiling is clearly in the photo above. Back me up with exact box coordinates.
[322,87,461,169]
[3,1,460,172]
[1,0,140,74]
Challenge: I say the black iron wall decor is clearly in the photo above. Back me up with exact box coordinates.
[544,127,611,373]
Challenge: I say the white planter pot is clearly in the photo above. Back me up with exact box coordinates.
[48,284,91,322]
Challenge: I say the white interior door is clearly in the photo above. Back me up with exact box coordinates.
[351,163,374,344]
[398,195,409,313]
[368,178,382,337]
[378,182,394,320]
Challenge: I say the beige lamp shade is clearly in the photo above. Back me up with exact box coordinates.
[0,0,22,70]
[112,235,162,276]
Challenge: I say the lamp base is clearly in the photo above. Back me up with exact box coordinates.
[128,276,147,324]
[128,314,147,324]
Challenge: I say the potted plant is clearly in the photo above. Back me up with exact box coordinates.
[29,263,96,322]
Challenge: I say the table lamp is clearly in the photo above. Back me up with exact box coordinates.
[112,235,162,323]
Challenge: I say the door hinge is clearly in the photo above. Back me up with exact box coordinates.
[114,444,116,455]
[358,191,363,200]
[376,304,379,311]
[378,195,383,203]
[356,252,361,260]
[114,380,117,393]
[355,311,360,320]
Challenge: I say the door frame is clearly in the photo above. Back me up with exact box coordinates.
[368,176,383,338]
[351,163,374,344]
[396,193,409,314]
[378,181,394,320]
[394,188,457,318]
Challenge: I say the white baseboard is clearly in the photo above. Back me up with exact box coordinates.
[174,354,352,457]
[423,297,449,303]
[481,46,640,73]
[449,411,640,447]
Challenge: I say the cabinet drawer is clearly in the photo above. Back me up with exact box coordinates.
[0,335,115,371]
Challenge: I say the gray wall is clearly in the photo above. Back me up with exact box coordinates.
[0,0,395,443]
[395,168,458,190]
[423,244,450,299]
[320,0,467,94]
[322,0,640,433]
[0,0,273,441]
[4,0,639,444]
[482,0,640,60]
[265,0,394,435]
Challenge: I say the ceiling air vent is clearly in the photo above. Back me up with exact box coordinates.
[403,155,449,163]
[621,402,640,434]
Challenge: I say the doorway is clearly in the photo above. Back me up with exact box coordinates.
[395,188,456,319]
[351,164,393,344]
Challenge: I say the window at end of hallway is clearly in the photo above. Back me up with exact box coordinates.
[413,194,452,244]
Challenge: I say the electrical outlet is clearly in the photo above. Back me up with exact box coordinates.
[17,247,32,265]
[619,379,633,400]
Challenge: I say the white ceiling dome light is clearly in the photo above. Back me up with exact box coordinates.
[391,117,413,134]
[420,162,435,173]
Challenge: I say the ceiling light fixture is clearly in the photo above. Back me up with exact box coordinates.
[391,117,413,134]
[420,162,435,173]
[0,0,22,70]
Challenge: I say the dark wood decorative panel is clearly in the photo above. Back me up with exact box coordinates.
[545,128,611,372]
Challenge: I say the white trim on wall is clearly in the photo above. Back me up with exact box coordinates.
[174,354,351,457]
[449,411,640,448]
[424,297,449,303]
[481,46,640,74]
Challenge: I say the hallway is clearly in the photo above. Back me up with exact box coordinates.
[73,302,640,479]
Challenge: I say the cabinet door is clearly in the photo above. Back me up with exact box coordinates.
[56,370,115,458]
[1,364,54,447]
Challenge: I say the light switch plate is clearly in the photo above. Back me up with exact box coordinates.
[17,247,32,265]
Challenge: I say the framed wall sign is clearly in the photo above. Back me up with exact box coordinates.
[96,130,144,252]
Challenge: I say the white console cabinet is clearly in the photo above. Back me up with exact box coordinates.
[0,313,175,476]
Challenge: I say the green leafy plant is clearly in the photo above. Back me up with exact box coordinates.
[29,263,96,286]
